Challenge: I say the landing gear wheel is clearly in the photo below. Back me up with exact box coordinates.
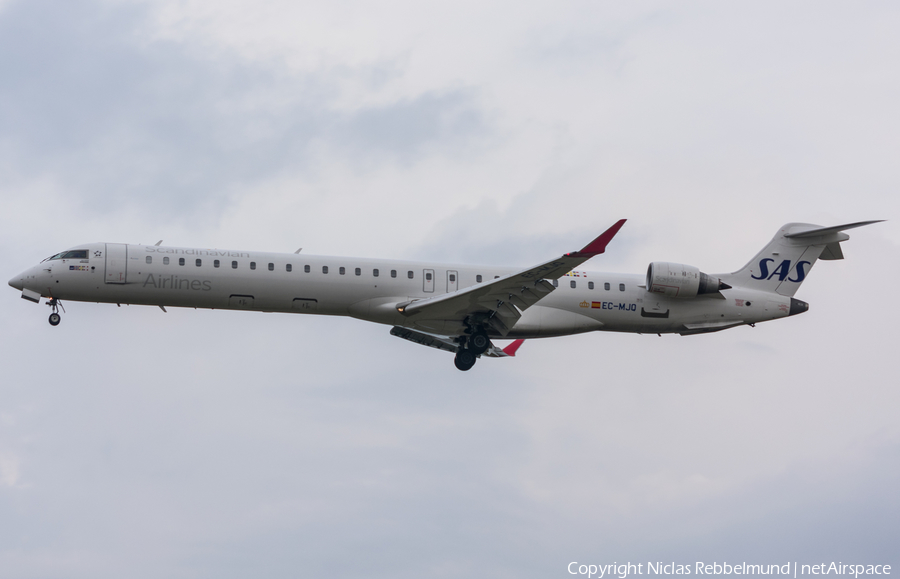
[469,331,490,355]
[454,349,477,371]
[49,312,61,326]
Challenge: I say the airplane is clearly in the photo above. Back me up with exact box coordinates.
[7,219,882,371]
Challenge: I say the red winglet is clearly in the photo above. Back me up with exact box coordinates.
[502,339,525,357]
[567,219,627,257]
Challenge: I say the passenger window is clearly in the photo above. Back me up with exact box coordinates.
[164,257,170,265]
[304,265,310,273]
[495,276,500,279]
[407,271,413,279]
[426,272,432,281]
[355,267,361,276]
[250,262,256,270]
[340,267,345,275]
[179,258,185,266]
[232,261,237,269]
[268,263,274,271]
[286,264,292,272]
[553,279,558,287]
[604,282,610,291]
[323,266,329,274]
[619,283,625,291]
[214,260,220,268]
[589,281,594,290]
[570,280,576,288]
[476,275,482,283]
[146,256,152,264]
[373,269,379,277]
[196,259,202,267]
[391,270,397,278]
[450,274,456,282]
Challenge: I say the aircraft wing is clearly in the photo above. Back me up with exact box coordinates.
[390,326,525,357]
[398,219,626,335]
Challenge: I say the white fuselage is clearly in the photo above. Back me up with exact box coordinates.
[10,242,791,338]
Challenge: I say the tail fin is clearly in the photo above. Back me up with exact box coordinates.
[721,221,882,296]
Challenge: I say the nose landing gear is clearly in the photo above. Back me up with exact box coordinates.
[46,297,64,326]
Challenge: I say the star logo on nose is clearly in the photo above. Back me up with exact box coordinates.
[94,251,102,257]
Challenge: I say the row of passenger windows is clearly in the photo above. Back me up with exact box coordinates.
[553,279,626,291]
[143,256,621,288]
[145,256,477,279]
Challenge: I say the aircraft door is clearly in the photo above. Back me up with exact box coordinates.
[423,269,435,293]
[105,243,128,284]
[447,270,458,293]
[229,295,254,308]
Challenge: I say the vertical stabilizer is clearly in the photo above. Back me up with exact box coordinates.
[720,221,881,297]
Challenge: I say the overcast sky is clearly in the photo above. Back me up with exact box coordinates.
[1,1,898,577]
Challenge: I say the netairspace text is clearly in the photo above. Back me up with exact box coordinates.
[567,562,892,579]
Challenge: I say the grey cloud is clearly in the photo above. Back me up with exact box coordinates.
[0,0,489,222]
[1,1,898,577]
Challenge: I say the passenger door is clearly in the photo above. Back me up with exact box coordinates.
[447,270,458,293]
[105,243,127,284]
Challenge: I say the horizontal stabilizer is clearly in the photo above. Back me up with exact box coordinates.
[784,220,883,239]
[819,242,844,261]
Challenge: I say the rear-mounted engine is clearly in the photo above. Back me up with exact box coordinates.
[646,262,731,298]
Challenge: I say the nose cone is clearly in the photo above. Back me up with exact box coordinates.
[9,273,25,291]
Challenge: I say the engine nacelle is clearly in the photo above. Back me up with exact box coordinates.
[646,262,729,298]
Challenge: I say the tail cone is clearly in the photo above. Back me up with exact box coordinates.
[789,298,809,316]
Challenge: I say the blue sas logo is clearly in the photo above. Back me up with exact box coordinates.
[751,259,811,282]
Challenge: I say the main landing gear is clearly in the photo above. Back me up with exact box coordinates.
[453,328,491,371]
[47,297,64,326]
[454,349,476,371]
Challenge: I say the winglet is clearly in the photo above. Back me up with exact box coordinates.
[502,339,525,357]
[567,219,627,257]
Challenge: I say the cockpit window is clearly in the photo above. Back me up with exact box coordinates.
[45,250,89,261]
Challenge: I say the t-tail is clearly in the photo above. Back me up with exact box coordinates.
[720,221,883,297]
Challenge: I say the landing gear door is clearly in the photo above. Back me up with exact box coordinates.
[105,243,127,284]
[423,269,435,293]
[447,270,458,293]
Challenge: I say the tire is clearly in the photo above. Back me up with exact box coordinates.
[469,331,490,354]
[49,313,61,326]
[454,349,476,371]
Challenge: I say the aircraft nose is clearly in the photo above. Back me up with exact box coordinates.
[8,265,35,291]
[9,273,25,291]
